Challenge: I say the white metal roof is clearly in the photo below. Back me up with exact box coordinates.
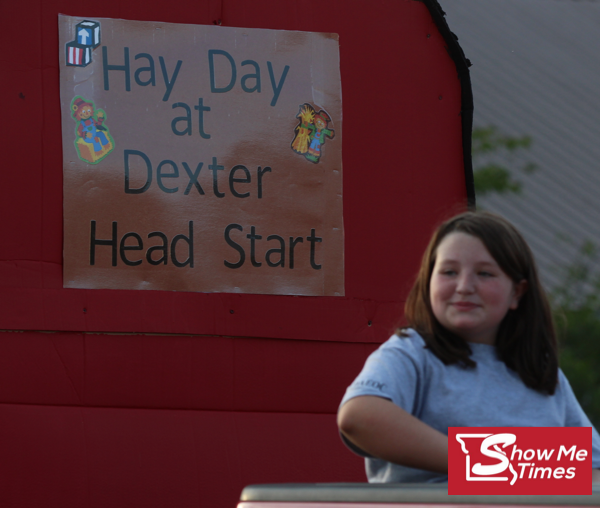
[442,0,600,293]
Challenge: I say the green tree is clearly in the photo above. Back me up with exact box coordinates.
[472,126,600,428]
[551,241,600,428]
[472,125,537,196]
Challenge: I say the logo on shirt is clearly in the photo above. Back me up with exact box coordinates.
[449,427,592,495]
[352,379,386,391]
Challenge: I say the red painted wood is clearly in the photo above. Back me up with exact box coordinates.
[0,288,404,342]
[0,0,466,340]
[0,1,469,506]
[0,404,364,508]
[0,331,378,413]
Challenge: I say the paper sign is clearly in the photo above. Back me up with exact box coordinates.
[59,15,344,296]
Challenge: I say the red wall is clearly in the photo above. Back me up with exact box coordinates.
[0,1,469,507]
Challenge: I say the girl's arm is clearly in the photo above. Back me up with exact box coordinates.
[338,395,448,474]
[593,469,600,484]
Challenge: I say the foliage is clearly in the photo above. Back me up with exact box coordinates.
[472,126,537,196]
[473,164,522,195]
[551,240,600,428]
[471,126,600,428]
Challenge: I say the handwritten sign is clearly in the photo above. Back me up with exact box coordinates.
[59,15,344,296]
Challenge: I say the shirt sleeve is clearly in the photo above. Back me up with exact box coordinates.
[338,331,427,457]
[340,331,427,415]
[559,370,600,468]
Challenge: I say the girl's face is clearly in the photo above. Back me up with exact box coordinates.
[429,232,526,345]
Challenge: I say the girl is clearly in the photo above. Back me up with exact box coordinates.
[338,211,600,483]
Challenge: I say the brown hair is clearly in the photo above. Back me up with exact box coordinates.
[403,211,558,394]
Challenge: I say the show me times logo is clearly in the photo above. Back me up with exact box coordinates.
[449,427,592,495]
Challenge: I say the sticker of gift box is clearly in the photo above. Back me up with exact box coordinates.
[66,41,92,67]
[75,20,101,48]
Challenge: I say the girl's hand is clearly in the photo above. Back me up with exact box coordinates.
[338,395,448,474]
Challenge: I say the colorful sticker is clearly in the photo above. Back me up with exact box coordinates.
[66,19,101,67]
[70,96,115,164]
[291,103,335,164]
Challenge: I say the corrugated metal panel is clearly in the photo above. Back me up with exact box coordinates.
[443,0,600,293]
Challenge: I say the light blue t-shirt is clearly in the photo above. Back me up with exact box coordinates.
[340,329,600,483]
